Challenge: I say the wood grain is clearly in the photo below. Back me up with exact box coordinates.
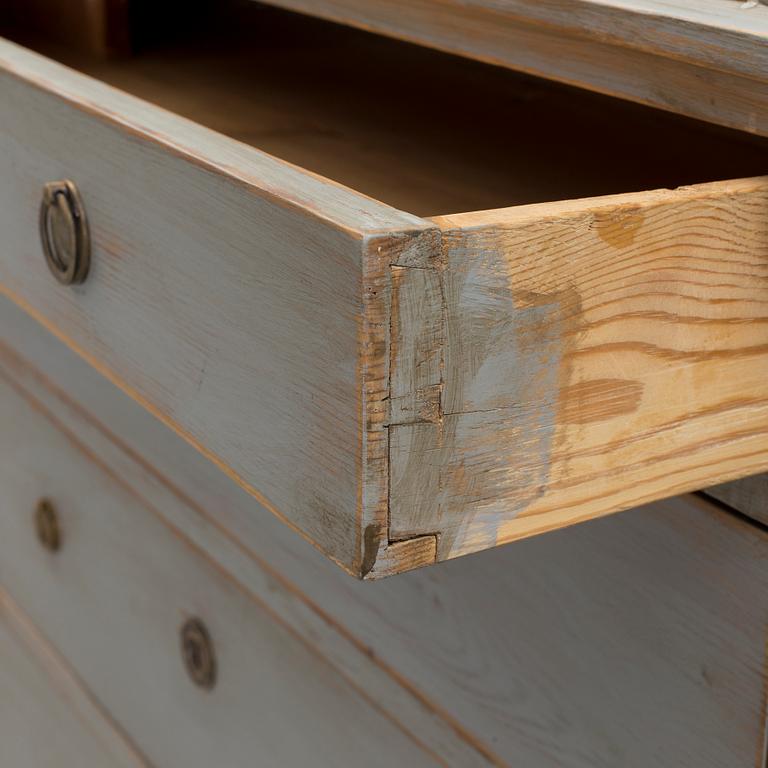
[256,0,768,136]
[2,15,767,574]
[0,590,149,768]
[0,307,765,767]
[0,301,495,767]
[0,37,436,576]
[390,177,768,561]
[0,372,444,768]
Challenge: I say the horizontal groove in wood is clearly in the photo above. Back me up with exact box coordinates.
[0,326,493,767]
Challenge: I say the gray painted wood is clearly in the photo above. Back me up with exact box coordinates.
[0,374,442,768]
[255,0,768,136]
[0,591,149,768]
[0,305,490,766]
[705,473,768,526]
[0,37,436,576]
[1,298,766,768]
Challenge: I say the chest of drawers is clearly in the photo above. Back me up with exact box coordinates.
[0,1,766,765]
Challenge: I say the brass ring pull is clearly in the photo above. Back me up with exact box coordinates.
[40,180,90,285]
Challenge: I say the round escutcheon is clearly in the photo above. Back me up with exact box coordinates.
[180,617,217,690]
[34,498,61,552]
[39,180,90,285]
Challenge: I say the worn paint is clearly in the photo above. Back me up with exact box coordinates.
[390,233,577,557]
[438,239,572,555]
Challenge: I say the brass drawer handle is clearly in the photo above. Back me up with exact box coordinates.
[39,180,90,285]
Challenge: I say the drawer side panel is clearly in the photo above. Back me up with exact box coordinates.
[393,177,768,561]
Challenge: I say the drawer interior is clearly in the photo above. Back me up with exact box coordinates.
[3,0,767,218]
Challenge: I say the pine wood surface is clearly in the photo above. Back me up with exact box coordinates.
[12,4,766,217]
[395,177,768,561]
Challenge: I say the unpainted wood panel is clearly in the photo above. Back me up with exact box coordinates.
[391,177,768,560]
[0,591,149,768]
[2,11,768,575]
[0,304,765,767]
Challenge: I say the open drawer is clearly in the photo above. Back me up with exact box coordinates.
[0,3,766,577]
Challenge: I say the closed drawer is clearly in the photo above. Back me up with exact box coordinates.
[0,591,148,768]
[0,3,767,576]
[0,374,439,767]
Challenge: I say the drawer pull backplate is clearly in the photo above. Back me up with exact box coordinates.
[180,617,216,690]
[34,498,61,552]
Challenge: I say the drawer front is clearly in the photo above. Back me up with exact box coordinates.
[0,38,432,576]
[0,591,148,768]
[0,376,438,767]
